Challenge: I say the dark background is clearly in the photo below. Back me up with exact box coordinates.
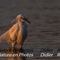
[0,0,60,60]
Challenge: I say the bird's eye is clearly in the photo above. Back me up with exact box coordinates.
[21,16,23,19]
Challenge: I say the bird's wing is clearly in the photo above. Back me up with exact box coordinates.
[0,23,17,42]
[8,23,18,40]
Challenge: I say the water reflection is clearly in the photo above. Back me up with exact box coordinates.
[0,48,26,60]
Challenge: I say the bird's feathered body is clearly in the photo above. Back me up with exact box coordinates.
[0,15,29,50]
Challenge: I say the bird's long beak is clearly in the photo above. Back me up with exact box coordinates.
[23,17,31,24]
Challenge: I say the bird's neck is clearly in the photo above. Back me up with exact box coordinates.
[17,19,23,32]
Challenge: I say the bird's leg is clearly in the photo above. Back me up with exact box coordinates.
[11,42,16,53]
[11,43,14,53]
[17,42,24,52]
[18,44,22,49]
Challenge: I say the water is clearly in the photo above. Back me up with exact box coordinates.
[0,0,60,60]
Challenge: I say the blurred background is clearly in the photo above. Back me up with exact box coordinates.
[0,0,60,60]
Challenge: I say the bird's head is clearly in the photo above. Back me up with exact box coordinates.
[16,14,31,24]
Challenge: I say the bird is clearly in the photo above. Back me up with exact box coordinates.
[0,14,30,51]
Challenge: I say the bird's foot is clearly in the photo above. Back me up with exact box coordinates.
[19,48,24,52]
[6,47,12,52]
[12,47,16,53]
